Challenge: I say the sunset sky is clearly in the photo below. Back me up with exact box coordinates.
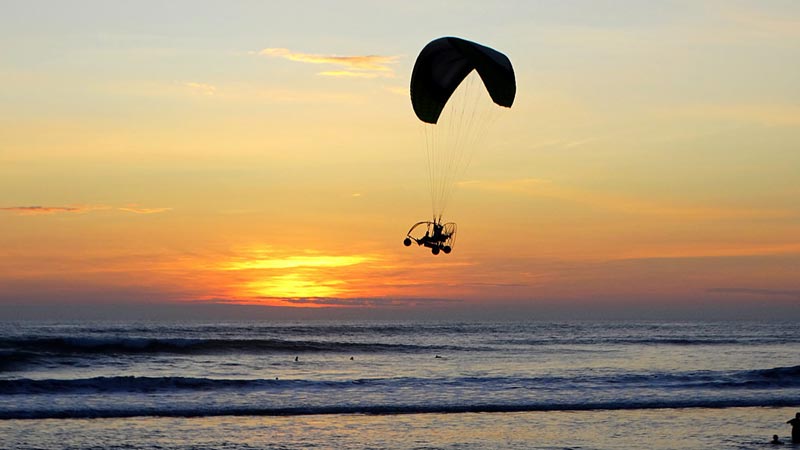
[2,1,799,319]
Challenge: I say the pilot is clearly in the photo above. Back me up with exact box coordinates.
[432,223,444,241]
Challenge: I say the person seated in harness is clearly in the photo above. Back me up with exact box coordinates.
[421,222,447,246]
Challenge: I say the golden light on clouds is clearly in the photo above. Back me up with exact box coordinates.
[317,71,382,78]
[258,47,397,77]
[221,254,371,271]
[117,206,173,214]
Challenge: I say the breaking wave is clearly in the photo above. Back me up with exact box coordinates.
[3,365,798,395]
[0,337,466,356]
[3,397,799,420]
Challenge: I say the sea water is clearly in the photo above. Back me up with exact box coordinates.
[1,320,798,449]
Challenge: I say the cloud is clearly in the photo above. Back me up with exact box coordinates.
[259,47,398,78]
[184,82,216,95]
[1,205,170,216]
[117,206,172,214]
[707,287,800,298]
[282,297,461,307]
[283,297,396,307]
[221,254,371,271]
[317,71,382,78]
[0,205,95,215]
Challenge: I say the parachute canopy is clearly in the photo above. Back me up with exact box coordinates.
[410,37,516,124]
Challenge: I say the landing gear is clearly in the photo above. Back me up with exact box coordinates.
[431,247,440,255]
[403,238,412,247]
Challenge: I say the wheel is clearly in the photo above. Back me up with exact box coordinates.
[442,246,451,254]
[403,238,412,247]
[431,247,440,255]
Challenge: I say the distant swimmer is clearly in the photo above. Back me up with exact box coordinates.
[294,356,299,362]
[435,355,442,359]
[770,435,784,445]
[788,412,800,443]
[350,356,354,360]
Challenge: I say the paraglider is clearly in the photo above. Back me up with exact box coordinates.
[403,37,516,255]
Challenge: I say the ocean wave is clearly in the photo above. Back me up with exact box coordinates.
[0,336,467,356]
[4,366,798,395]
[3,397,799,420]
[579,365,800,389]
[0,350,40,372]
[492,337,793,346]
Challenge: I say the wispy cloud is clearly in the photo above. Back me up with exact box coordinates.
[0,205,97,215]
[1,205,170,216]
[317,70,382,78]
[117,206,172,214]
[184,82,216,95]
[258,47,398,78]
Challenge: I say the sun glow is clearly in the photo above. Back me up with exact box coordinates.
[215,249,377,301]
[221,255,370,270]
[245,273,345,299]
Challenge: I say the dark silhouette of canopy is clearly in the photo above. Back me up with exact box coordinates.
[410,37,516,124]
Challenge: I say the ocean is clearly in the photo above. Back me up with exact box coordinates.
[1,320,798,449]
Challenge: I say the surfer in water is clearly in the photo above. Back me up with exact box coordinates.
[788,412,800,443]
[770,434,784,445]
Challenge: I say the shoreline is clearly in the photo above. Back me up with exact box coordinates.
[2,406,798,449]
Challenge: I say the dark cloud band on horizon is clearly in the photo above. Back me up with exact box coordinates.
[707,287,800,298]
[281,297,462,307]
[187,296,465,308]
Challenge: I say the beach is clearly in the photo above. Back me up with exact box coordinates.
[1,407,796,449]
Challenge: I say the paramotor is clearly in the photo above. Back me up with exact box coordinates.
[403,36,515,255]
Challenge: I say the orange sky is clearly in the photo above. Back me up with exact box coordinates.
[1,2,799,319]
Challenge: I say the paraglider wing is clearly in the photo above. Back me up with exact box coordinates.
[410,37,516,124]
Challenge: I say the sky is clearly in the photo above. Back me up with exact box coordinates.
[1,1,799,320]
